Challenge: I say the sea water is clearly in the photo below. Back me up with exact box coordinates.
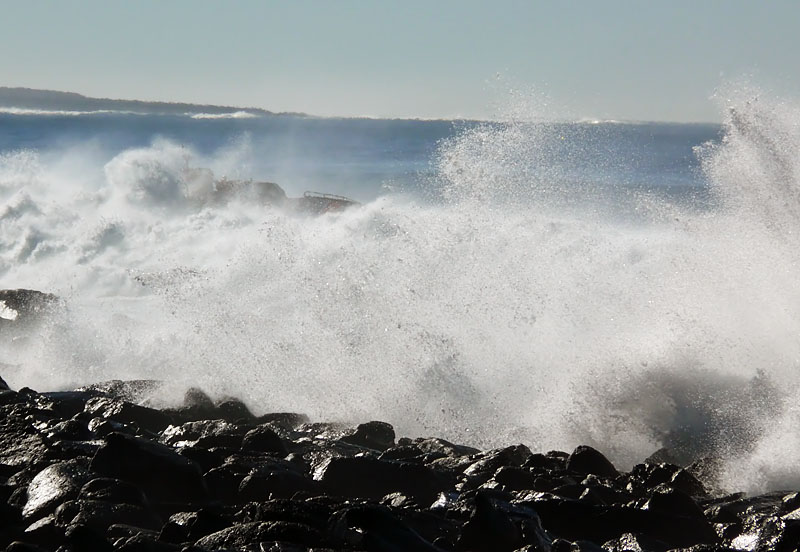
[1,87,799,493]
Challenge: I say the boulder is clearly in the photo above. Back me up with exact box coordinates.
[340,421,396,451]
[316,455,454,504]
[194,521,323,549]
[157,508,231,544]
[22,459,93,521]
[83,397,172,434]
[0,405,51,468]
[0,289,59,328]
[241,425,288,455]
[90,432,207,504]
[55,499,161,533]
[78,478,149,508]
[329,504,444,552]
[160,419,246,449]
[566,446,619,479]
[77,380,161,403]
[214,398,256,423]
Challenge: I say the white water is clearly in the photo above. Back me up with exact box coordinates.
[1,87,800,493]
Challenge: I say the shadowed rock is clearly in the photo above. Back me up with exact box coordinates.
[23,459,92,521]
[566,446,619,479]
[90,432,207,504]
[340,421,396,452]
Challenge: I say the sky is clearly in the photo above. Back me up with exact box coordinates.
[1,0,798,122]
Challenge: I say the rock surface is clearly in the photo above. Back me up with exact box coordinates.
[1,375,798,551]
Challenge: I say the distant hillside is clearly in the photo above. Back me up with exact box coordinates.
[0,87,276,116]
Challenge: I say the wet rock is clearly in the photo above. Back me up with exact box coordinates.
[456,492,525,551]
[379,444,426,462]
[254,412,310,431]
[55,499,162,533]
[114,533,180,551]
[22,459,92,521]
[214,398,255,423]
[37,391,99,419]
[77,380,161,403]
[90,432,207,504]
[0,405,51,469]
[316,455,454,504]
[463,445,533,483]
[236,498,334,531]
[21,514,63,549]
[329,504,443,551]
[239,469,318,501]
[166,388,219,423]
[566,446,619,479]
[158,508,231,544]
[602,532,670,552]
[5,542,50,552]
[78,478,149,508]
[494,466,539,491]
[416,437,481,457]
[0,375,9,391]
[194,520,323,549]
[63,522,114,552]
[84,397,172,434]
[0,289,59,329]
[642,486,707,520]
[340,421,396,451]
[160,419,246,449]
[43,418,91,442]
[241,425,288,455]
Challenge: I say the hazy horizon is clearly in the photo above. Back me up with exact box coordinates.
[1,1,799,122]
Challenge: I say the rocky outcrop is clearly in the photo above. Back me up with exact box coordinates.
[1,376,799,551]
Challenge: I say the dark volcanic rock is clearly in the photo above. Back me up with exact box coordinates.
[0,374,9,391]
[77,379,161,403]
[566,445,619,478]
[0,289,59,327]
[214,397,256,423]
[84,396,173,434]
[55,498,162,533]
[241,424,288,455]
[22,458,93,521]
[78,478,150,507]
[194,520,323,549]
[317,455,455,505]
[330,504,444,551]
[90,432,207,504]
[158,508,231,544]
[161,419,246,449]
[5,377,800,552]
[340,420,396,451]
[0,404,51,468]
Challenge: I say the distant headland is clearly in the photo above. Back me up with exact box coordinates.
[0,87,304,117]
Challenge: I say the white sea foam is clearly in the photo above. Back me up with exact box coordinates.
[1,85,799,493]
[0,107,136,117]
[189,111,259,120]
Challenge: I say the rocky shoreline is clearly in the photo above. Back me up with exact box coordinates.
[1,375,799,552]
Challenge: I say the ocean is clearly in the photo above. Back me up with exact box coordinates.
[1,93,798,493]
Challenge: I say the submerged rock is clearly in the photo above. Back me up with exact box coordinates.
[0,289,59,327]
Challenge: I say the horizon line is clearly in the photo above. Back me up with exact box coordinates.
[0,85,721,126]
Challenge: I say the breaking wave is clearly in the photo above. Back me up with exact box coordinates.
[2,85,800,493]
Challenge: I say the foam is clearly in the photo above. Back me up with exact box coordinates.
[1,85,800,493]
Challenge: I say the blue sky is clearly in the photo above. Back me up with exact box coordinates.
[1,1,798,121]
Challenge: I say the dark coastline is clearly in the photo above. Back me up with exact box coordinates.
[2,291,798,551]
[2,376,800,551]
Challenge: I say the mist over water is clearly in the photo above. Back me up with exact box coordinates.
[1,88,799,493]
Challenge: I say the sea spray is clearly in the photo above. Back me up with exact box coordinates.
[1,88,799,493]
